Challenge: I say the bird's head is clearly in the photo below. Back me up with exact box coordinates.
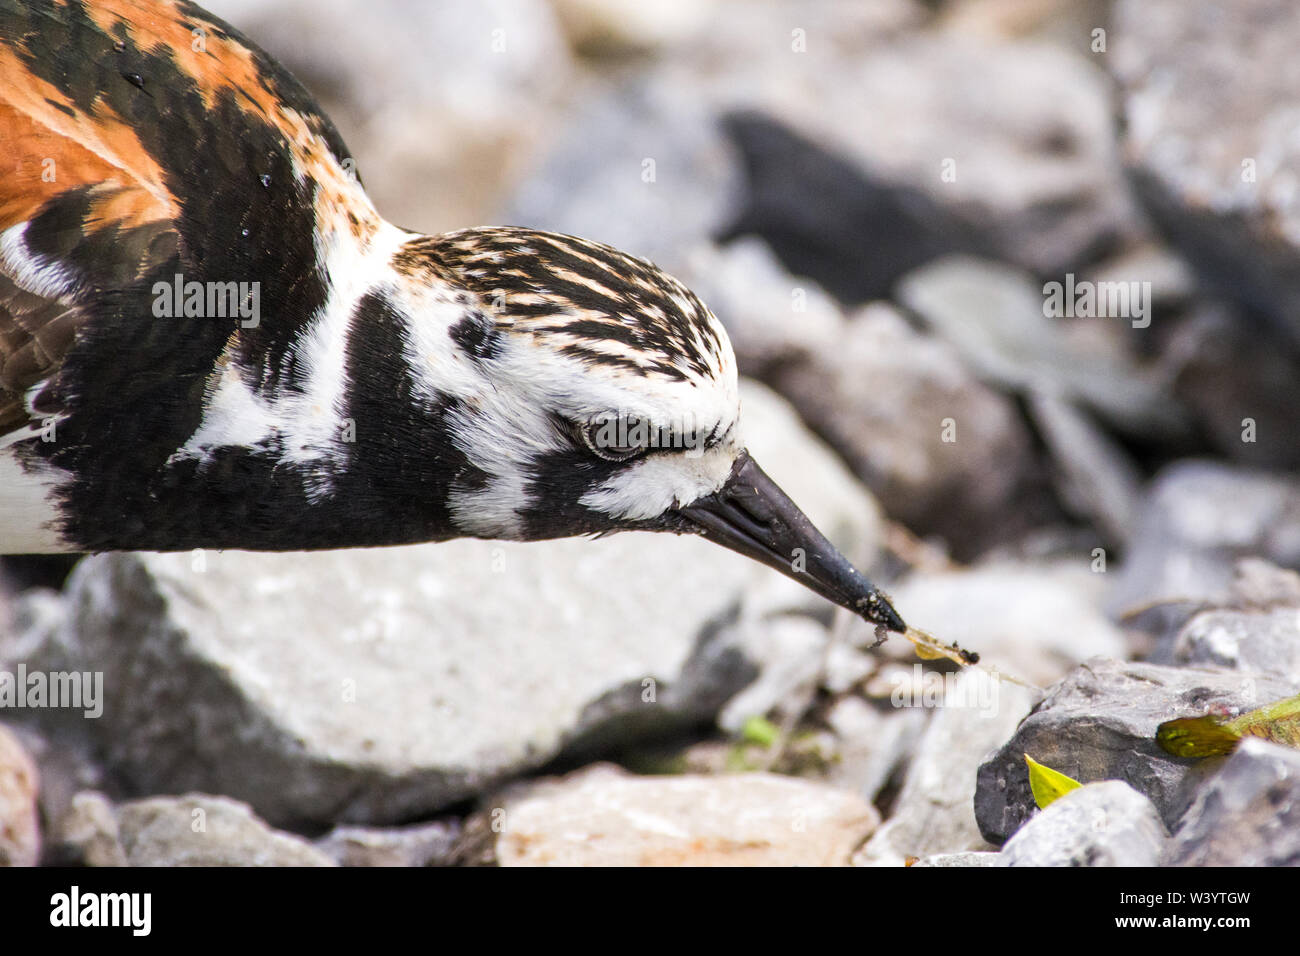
[388,227,905,633]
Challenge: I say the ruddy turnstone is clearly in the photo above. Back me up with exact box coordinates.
[0,0,906,633]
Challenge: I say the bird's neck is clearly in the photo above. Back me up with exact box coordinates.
[15,224,493,553]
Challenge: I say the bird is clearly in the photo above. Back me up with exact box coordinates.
[0,0,907,635]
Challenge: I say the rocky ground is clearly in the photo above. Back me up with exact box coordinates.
[4,0,1300,866]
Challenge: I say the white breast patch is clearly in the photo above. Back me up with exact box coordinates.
[0,445,71,553]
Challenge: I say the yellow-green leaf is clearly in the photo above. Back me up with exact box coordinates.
[740,715,779,748]
[1025,754,1081,809]
[1225,692,1300,745]
[1155,716,1242,758]
[1157,692,1300,759]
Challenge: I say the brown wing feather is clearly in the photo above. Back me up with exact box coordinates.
[0,7,179,435]
[0,0,380,437]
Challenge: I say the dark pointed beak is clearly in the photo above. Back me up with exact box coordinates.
[679,451,906,633]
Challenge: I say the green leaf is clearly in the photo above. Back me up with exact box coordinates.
[1155,716,1242,758]
[1025,754,1082,809]
[740,715,780,748]
[1157,692,1300,759]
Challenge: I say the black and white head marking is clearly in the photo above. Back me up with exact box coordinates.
[389,227,743,539]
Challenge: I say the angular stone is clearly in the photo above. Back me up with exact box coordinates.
[896,256,1185,439]
[1000,781,1167,867]
[314,821,460,867]
[1174,606,1300,683]
[753,301,1046,554]
[1164,738,1300,867]
[974,658,1299,843]
[115,794,336,867]
[48,791,126,868]
[1112,0,1300,344]
[1107,461,1300,619]
[856,669,1036,865]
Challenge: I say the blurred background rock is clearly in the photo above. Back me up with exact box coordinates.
[4,0,1300,866]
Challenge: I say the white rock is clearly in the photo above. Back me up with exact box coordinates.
[855,669,1035,865]
[1000,781,1168,867]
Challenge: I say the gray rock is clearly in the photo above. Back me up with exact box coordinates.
[61,543,750,828]
[0,724,39,866]
[716,615,830,734]
[501,1,921,278]
[911,851,1000,867]
[872,560,1127,687]
[742,298,1045,555]
[719,33,1140,287]
[494,764,879,866]
[508,10,1135,300]
[1225,557,1300,607]
[204,0,571,232]
[1083,241,1196,312]
[974,658,1299,843]
[681,238,846,374]
[760,54,1129,285]
[48,791,126,868]
[1164,302,1300,471]
[52,381,880,826]
[1000,781,1167,867]
[1164,738,1300,866]
[115,795,336,867]
[822,695,930,805]
[314,820,460,867]
[1107,461,1300,619]
[1174,607,1300,683]
[896,256,1185,439]
[501,71,741,276]
[855,670,1036,865]
[1025,392,1143,549]
[1112,0,1300,344]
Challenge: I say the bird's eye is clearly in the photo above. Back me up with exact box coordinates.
[578,417,647,462]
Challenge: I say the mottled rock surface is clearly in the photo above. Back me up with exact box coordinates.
[1000,781,1168,867]
[975,658,1298,843]
[1164,738,1300,866]
[494,764,879,866]
[114,795,336,867]
[856,670,1035,865]
[0,724,39,866]
[1113,0,1300,343]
